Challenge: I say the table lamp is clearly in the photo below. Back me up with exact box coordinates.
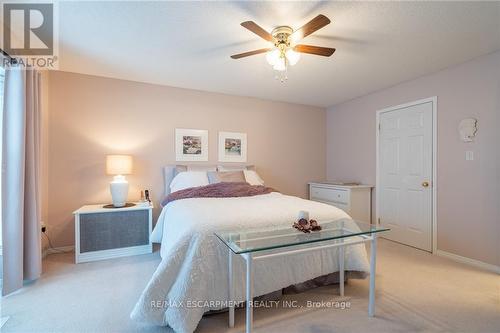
[106,154,133,207]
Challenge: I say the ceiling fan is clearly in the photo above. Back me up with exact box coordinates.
[231,14,335,81]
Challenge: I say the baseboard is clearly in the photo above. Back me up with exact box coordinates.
[436,250,500,274]
[42,245,75,258]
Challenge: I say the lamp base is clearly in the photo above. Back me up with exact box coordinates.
[110,175,129,207]
[103,203,136,209]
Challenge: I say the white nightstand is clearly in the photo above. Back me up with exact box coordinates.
[309,182,373,223]
[73,202,153,263]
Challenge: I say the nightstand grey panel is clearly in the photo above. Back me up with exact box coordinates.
[79,210,149,253]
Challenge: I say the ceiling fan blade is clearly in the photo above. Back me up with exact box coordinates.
[294,44,336,57]
[292,14,331,41]
[240,21,274,42]
[230,48,271,59]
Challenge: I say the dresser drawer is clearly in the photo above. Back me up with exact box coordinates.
[327,201,350,213]
[309,198,350,214]
[310,186,349,204]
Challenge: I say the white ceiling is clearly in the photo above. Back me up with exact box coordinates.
[58,1,500,107]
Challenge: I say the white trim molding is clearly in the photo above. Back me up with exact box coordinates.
[436,250,500,274]
[42,245,75,259]
[375,96,438,253]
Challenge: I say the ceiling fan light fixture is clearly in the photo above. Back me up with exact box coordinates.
[272,58,287,71]
[285,49,300,66]
[266,49,281,66]
[231,15,334,82]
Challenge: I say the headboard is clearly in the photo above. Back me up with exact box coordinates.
[162,164,256,196]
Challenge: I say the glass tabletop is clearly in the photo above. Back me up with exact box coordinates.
[215,219,390,254]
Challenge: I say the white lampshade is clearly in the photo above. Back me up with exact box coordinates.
[285,49,300,66]
[266,49,280,65]
[273,58,286,71]
[106,155,133,175]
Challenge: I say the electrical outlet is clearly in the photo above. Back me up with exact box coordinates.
[41,222,47,233]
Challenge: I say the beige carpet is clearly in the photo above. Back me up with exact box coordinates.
[1,239,499,333]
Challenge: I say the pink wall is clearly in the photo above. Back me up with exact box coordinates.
[327,51,500,266]
[45,71,326,247]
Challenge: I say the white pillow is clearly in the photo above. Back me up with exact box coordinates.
[170,171,209,193]
[244,170,264,186]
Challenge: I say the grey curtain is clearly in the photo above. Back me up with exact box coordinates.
[1,66,42,296]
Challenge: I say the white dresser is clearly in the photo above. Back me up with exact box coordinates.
[308,182,373,223]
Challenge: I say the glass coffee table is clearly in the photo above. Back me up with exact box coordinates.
[215,219,390,333]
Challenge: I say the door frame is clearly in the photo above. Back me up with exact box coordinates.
[375,96,438,253]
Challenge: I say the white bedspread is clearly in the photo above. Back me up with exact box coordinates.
[131,192,369,333]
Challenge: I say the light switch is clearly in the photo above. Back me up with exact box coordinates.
[465,151,474,161]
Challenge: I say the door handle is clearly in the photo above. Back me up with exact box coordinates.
[422,181,429,188]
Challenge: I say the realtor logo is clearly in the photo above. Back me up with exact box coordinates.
[1,2,58,68]
[3,3,53,55]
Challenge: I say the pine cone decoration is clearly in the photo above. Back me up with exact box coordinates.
[310,219,322,231]
[293,218,321,233]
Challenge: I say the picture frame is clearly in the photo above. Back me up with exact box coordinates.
[218,131,247,163]
[175,128,209,161]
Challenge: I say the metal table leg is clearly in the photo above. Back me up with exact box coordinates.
[339,220,345,296]
[244,253,253,333]
[339,244,345,296]
[228,249,234,328]
[368,234,377,317]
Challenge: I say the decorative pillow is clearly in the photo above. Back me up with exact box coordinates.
[170,171,209,193]
[207,171,246,184]
[217,165,256,172]
[244,170,264,186]
[175,165,216,175]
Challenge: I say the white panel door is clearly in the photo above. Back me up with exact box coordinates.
[378,102,433,251]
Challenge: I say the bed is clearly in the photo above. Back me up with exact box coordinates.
[130,165,370,333]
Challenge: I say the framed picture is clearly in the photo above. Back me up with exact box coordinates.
[175,129,209,161]
[218,131,247,163]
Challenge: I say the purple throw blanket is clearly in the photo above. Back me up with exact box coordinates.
[162,182,276,206]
